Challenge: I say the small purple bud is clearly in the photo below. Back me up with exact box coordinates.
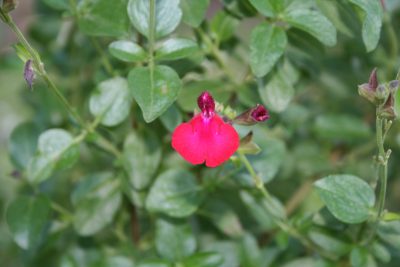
[233,104,270,125]
[368,68,378,90]
[198,91,215,118]
[24,59,35,89]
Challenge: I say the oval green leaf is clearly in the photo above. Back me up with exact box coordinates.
[89,77,131,126]
[250,23,287,77]
[180,0,210,27]
[127,0,182,39]
[314,174,375,224]
[155,38,199,61]
[146,169,203,218]
[284,9,337,46]
[8,122,40,170]
[6,195,51,249]
[123,129,162,190]
[78,0,129,37]
[27,129,80,183]
[155,217,196,261]
[109,40,147,62]
[72,172,122,236]
[128,65,182,122]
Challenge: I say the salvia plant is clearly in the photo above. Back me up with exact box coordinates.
[1,0,400,266]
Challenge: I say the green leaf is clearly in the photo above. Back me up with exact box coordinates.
[122,129,161,190]
[181,252,223,267]
[371,242,391,263]
[128,65,182,122]
[308,229,351,257]
[259,69,294,113]
[250,23,287,77]
[6,195,51,249]
[160,104,182,132]
[204,242,240,267]
[155,38,199,61]
[89,77,131,126]
[27,129,80,183]
[350,247,369,267]
[8,122,40,170]
[316,0,353,37]
[136,260,171,267]
[72,172,122,236]
[248,0,275,17]
[240,234,261,267]
[78,0,129,37]
[377,221,400,249]
[284,9,337,46]
[180,0,210,27]
[42,0,70,10]
[155,217,196,261]
[313,114,371,143]
[383,211,400,221]
[109,41,147,62]
[104,256,135,267]
[127,0,182,39]
[202,199,243,237]
[210,11,239,43]
[348,0,383,52]
[240,191,285,231]
[146,169,203,218]
[314,174,375,224]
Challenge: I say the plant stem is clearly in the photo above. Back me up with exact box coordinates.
[148,0,156,72]
[237,152,337,260]
[375,115,388,220]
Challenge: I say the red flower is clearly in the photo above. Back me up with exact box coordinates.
[172,91,239,167]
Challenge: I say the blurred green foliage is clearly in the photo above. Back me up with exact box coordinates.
[1,0,400,266]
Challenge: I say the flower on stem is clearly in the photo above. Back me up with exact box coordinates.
[172,91,239,167]
[233,104,270,125]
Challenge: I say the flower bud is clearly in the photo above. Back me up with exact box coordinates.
[1,0,18,12]
[233,104,270,125]
[380,92,397,119]
[24,59,35,89]
[198,91,215,118]
[358,68,382,104]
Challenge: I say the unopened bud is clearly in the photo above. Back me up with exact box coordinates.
[380,92,397,119]
[2,0,18,12]
[368,68,378,90]
[24,59,35,89]
[198,91,215,118]
[233,104,270,125]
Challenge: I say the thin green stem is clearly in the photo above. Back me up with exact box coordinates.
[148,0,156,72]
[375,115,388,220]
[51,201,73,221]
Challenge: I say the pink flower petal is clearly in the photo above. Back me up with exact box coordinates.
[172,114,239,167]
